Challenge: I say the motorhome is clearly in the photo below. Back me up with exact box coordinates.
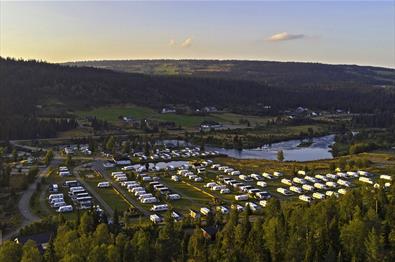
[277,187,292,195]
[255,191,271,200]
[245,202,260,212]
[359,177,374,184]
[304,176,318,183]
[216,206,229,214]
[262,173,273,180]
[326,173,338,180]
[380,175,392,181]
[171,175,180,182]
[167,194,181,200]
[97,182,110,188]
[200,207,211,215]
[299,195,312,203]
[338,188,347,195]
[313,192,325,199]
[325,191,338,197]
[313,183,327,190]
[116,176,128,182]
[141,197,158,204]
[293,177,307,185]
[231,170,241,176]
[289,186,302,194]
[337,179,351,187]
[48,194,64,202]
[57,205,73,213]
[315,175,328,182]
[259,200,267,207]
[257,181,267,188]
[281,178,292,186]
[52,201,67,208]
[64,180,79,188]
[325,181,338,188]
[312,192,325,200]
[302,184,315,191]
[251,174,263,181]
[358,170,370,177]
[150,214,163,224]
[273,172,283,177]
[235,194,249,201]
[220,188,231,194]
[150,204,169,212]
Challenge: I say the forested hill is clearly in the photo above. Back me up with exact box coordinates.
[1,57,395,139]
[2,57,395,114]
[64,59,395,88]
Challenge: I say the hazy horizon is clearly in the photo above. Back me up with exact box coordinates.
[1,1,394,68]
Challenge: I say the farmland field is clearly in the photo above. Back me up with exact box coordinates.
[74,104,274,128]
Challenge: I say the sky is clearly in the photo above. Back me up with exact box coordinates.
[0,1,394,68]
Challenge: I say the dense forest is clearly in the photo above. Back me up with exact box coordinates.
[1,58,395,140]
[1,184,394,261]
[64,60,395,88]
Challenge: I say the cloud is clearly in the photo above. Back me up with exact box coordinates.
[267,32,306,42]
[180,37,192,48]
[168,39,176,47]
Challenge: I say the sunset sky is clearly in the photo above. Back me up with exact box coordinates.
[1,1,394,67]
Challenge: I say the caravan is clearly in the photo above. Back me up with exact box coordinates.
[150,204,169,212]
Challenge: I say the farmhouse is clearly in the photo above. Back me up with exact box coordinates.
[200,120,222,132]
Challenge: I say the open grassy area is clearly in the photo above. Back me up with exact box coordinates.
[81,172,130,212]
[74,104,275,128]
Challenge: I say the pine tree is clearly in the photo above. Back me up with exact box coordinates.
[0,241,22,262]
[21,240,42,262]
[365,228,383,262]
[277,150,284,162]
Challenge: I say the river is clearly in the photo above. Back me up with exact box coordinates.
[205,135,335,162]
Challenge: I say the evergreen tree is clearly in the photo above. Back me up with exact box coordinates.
[0,240,22,262]
[365,228,384,262]
[21,240,42,262]
[277,150,285,162]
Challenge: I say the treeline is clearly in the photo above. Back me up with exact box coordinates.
[0,116,78,140]
[1,185,394,261]
[332,129,395,156]
[351,112,395,128]
[65,60,395,88]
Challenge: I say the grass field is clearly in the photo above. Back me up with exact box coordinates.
[81,172,130,212]
[75,104,274,128]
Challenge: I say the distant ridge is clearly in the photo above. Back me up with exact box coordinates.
[64,59,395,88]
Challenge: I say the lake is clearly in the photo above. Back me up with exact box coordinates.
[205,135,335,162]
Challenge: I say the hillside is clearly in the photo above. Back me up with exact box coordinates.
[64,60,395,88]
[1,57,395,139]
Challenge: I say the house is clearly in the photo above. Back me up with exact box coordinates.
[122,116,134,122]
[189,209,201,219]
[200,120,222,132]
[201,226,218,240]
[202,106,218,113]
[161,107,176,114]
[14,232,53,254]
